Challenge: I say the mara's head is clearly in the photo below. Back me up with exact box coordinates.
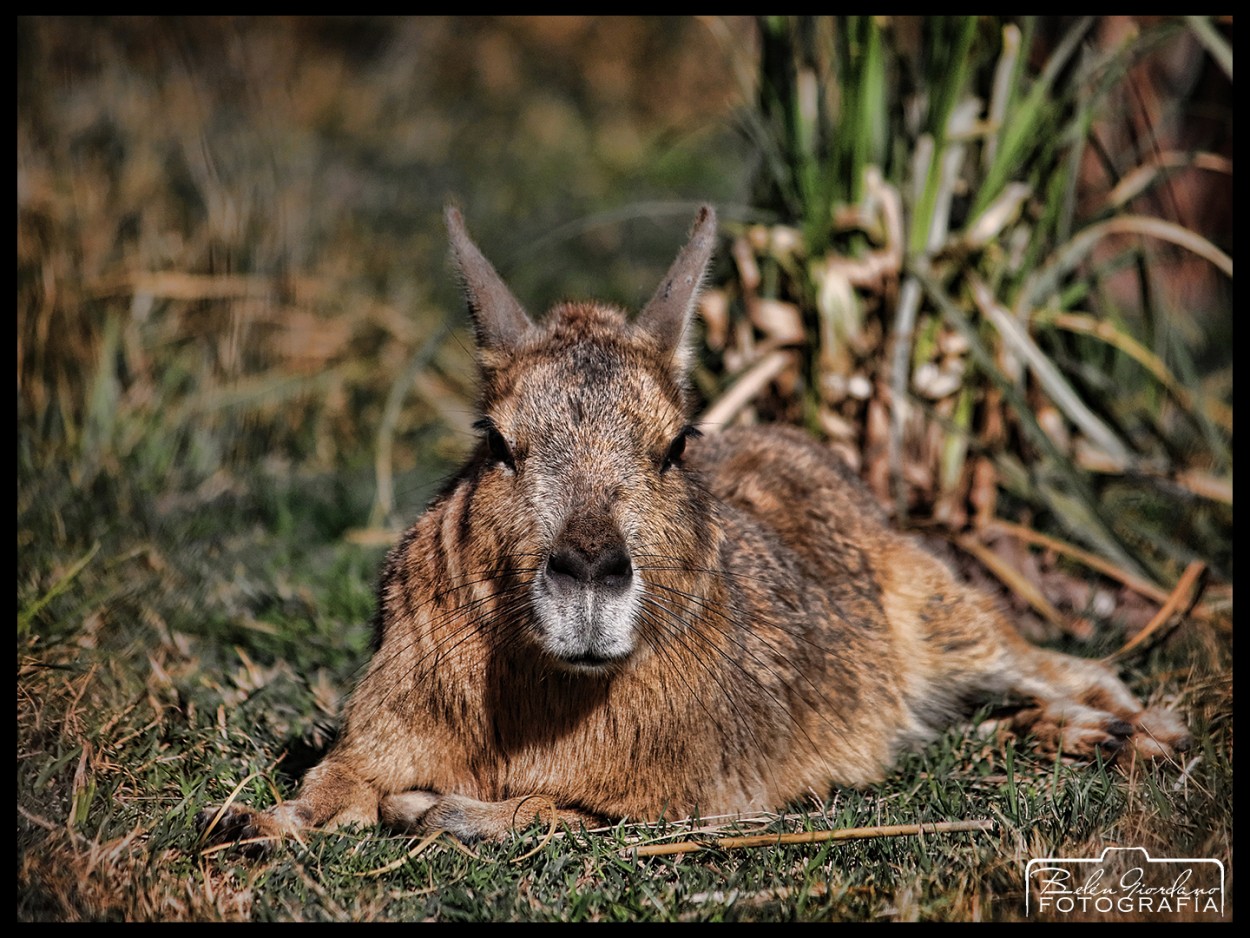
[444,205,719,675]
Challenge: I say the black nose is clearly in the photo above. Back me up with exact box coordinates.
[546,543,633,593]
[546,512,634,593]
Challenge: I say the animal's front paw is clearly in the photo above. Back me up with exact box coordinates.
[411,793,562,842]
[381,791,602,842]
[378,792,509,841]
[197,804,269,856]
[419,794,505,843]
[196,801,310,856]
[379,790,442,833]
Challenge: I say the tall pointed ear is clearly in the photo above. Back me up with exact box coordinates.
[445,205,532,355]
[636,205,717,374]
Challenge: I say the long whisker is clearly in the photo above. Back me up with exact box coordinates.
[634,583,855,760]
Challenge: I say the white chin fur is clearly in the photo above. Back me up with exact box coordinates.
[532,576,640,666]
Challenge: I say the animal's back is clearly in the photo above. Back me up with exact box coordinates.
[690,424,938,787]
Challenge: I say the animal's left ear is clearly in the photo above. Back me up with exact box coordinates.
[636,204,717,377]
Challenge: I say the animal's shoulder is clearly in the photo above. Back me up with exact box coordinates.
[688,424,897,583]
[692,424,886,523]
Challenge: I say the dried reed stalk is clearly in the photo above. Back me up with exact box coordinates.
[627,818,994,858]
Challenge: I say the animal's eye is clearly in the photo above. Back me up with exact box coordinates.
[662,425,701,473]
[475,419,516,470]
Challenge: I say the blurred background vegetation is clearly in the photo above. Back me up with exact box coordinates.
[17,16,1232,921]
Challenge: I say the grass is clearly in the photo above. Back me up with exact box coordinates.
[18,16,1232,921]
[18,585,1230,921]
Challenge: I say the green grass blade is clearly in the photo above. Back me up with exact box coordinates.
[973,17,1094,219]
[18,541,100,638]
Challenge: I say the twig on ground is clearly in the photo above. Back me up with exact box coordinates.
[626,818,994,858]
[1108,560,1205,661]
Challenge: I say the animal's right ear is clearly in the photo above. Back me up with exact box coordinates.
[445,205,532,357]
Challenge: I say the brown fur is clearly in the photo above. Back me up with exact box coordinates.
[199,205,1188,848]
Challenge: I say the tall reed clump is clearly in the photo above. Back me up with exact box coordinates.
[702,16,1231,635]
